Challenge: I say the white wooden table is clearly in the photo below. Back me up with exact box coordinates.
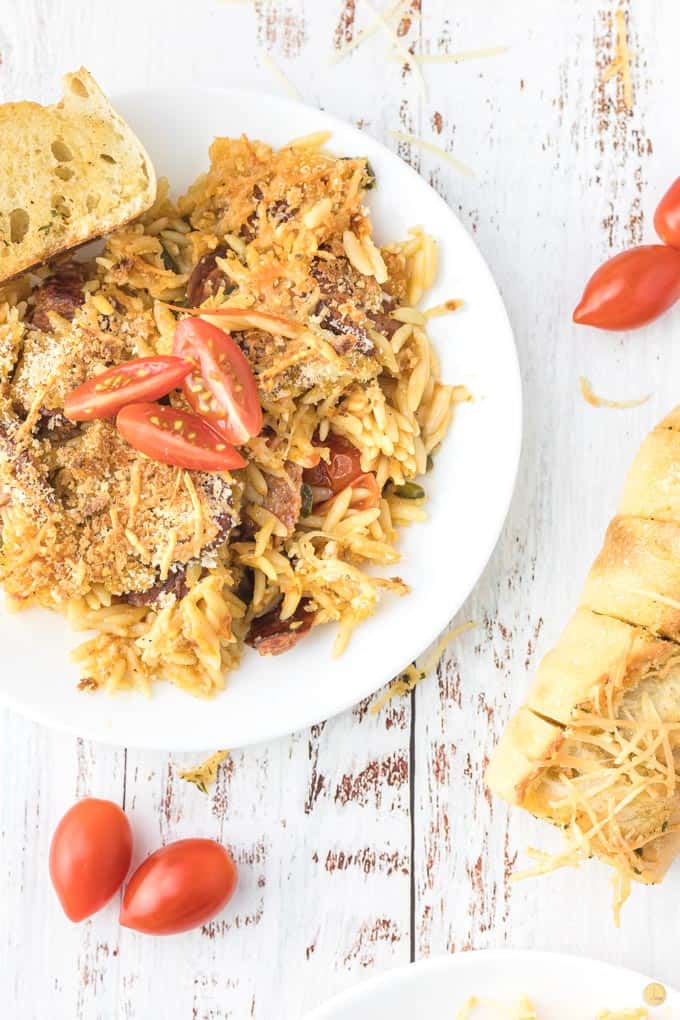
[3,1,680,1017]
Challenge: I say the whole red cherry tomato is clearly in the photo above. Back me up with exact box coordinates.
[120,838,238,935]
[654,178,680,248]
[49,798,132,922]
[573,245,680,331]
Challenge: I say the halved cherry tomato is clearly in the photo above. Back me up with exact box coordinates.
[173,317,263,445]
[120,838,238,935]
[303,433,364,501]
[573,245,680,331]
[654,178,680,248]
[49,798,132,922]
[64,356,192,421]
[116,402,246,472]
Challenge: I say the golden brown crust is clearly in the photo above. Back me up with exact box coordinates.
[487,405,680,894]
[619,426,680,522]
[0,68,156,285]
[657,403,680,432]
[526,609,675,724]
[580,515,680,639]
[485,706,564,807]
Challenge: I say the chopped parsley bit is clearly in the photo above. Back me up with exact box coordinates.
[300,482,314,517]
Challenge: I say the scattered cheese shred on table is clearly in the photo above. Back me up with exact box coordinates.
[371,621,476,714]
[258,50,300,101]
[332,0,409,63]
[579,375,649,409]
[602,7,633,112]
[388,130,474,177]
[364,0,427,99]
[178,750,229,793]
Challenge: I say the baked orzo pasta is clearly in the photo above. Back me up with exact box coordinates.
[0,132,467,697]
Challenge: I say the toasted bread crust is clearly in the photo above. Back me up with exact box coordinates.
[581,516,680,640]
[487,405,680,891]
[0,68,156,284]
[526,609,673,725]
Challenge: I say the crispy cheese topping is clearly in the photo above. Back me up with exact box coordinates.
[516,651,680,924]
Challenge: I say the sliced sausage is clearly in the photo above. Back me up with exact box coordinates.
[245,598,315,656]
[263,463,302,536]
[125,567,189,607]
[31,264,86,332]
[186,246,231,306]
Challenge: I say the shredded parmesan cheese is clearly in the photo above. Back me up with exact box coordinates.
[128,460,141,522]
[183,471,204,557]
[258,49,301,101]
[332,0,409,63]
[159,528,178,582]
[516,686,680,923]
[602,7,633,112]
[364,0,427,100]
[14,363,63,441]
[124,528,150,562]
[579,376,649,409]
[178,749,229,793]
[371,621,476,713]
[285,130,333,149]
[389,130,474,178]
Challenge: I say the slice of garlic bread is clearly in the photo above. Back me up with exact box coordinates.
[0,68,156,282]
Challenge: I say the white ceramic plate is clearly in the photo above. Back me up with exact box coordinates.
[0,87,521,749]
[303,949,679,1019]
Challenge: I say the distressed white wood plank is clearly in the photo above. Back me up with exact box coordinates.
[414,0,680,986]
[107,701,410,1020]
[0,713,126,1018]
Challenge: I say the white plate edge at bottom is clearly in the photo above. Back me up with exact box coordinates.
[301,948,679,1019]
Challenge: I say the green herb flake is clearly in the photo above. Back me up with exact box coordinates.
[300,482,314,517]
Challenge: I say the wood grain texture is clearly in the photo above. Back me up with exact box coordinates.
[2,0,680,1017]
